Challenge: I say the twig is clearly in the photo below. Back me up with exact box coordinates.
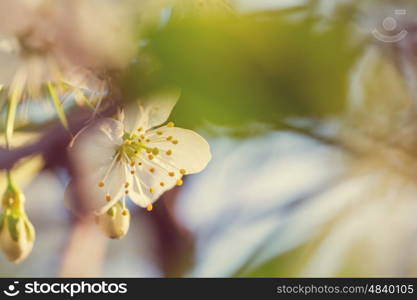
[0,105,117,171]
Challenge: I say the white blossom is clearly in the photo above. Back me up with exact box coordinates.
[0,0,141,110]
[71,92,211,214]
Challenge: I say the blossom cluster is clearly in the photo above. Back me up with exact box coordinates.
[0,0,212,263]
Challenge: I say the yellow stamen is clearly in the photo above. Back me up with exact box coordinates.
[166,149,172,156]
[147,204,153,211]
[176,179,184,186]
[180,169,187,175]
[172,140,179,145]
[166,136,173,141]
[167,121,175,128]
[124,182,129,188]
[106,195,112,202]
[160,182,165,187]
[157,130,163,135]
[98,182,105,188]
[152,148,159,155]
[122,209,128,216]
[137,127,143,132]
[148,154,154,160]
[168,172,175,177]
[149,188,155,194]
[150,168,155,173]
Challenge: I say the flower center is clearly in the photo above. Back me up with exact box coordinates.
[119,132,159,161]
[97,122,185,208]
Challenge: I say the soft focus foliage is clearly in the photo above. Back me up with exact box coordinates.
[125,10,359,129]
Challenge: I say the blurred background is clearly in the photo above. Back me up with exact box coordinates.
[2,0,417,277]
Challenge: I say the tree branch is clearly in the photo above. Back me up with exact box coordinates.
[0,105,117,171]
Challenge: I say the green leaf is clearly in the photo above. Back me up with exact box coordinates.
[7,215,20,242]
[5,87,21,147]
[24,218,35,242]
[107,207,116,217]
[47,82,70,131]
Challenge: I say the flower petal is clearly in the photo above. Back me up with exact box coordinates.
[128,172,153,208]
[146,127,212,174]
[0,50,20,86]
[71,118,123,169]
[94,160,129,214]
[122,103,148,134]
[123,126,211,209]
[123,89,180,132]
[145,89,180,129]
[128,152,180,208]
[70,118,126,214]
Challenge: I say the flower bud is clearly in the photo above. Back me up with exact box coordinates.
[96,202,130,239]
[0,185,35,263]
[1,183,25,211]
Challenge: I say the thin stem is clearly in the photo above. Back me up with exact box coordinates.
[5,88,20,149]
[48,82,70,133]
[4,85,21,186]
[6,170,13,187]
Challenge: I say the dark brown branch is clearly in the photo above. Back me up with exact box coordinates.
[0,105,117,171]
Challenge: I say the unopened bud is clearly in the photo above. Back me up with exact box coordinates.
[96,202,130,239]
[0,213,35,263]
[2,183,25,211]
[0,184,35,263]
